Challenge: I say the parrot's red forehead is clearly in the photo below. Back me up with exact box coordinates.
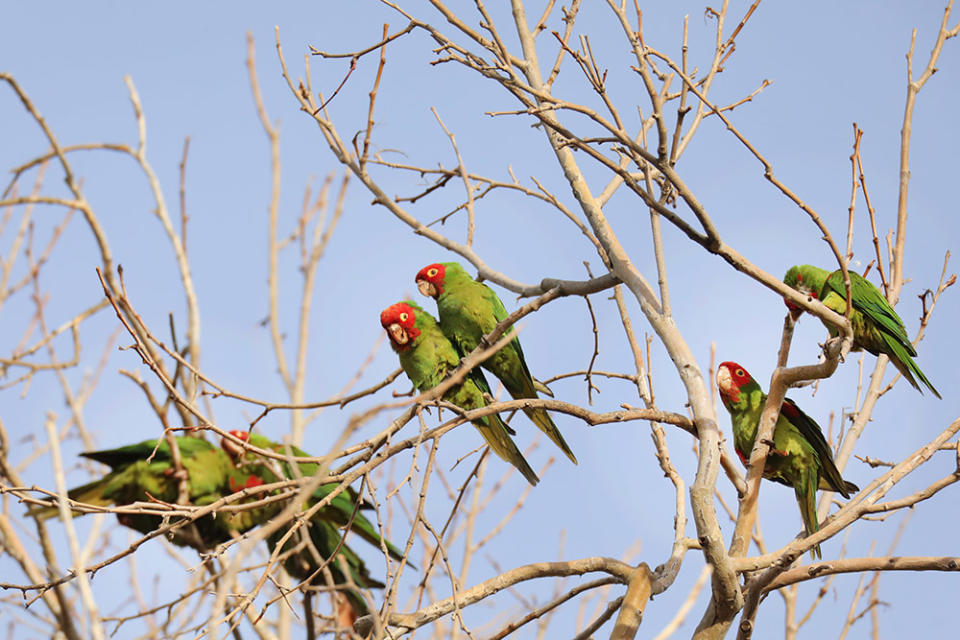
[416,263,445,284]
[718,361,752,386]
[380,302,416,328]
[228,430,249,442]
[717,361,752,404]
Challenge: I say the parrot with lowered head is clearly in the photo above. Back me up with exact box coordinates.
[221,430,406,625]
[415,262,577,465]
[380,300,540,485]
[783,264,939,398]
[717,361,858,559]
[29,436,261,550]
[220,431,404,560]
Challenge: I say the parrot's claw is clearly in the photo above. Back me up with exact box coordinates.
[821,336,846,362]
[760,439,788,457]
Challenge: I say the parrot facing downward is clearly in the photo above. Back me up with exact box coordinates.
[783,264,940,398]
[380,300,540,485]
[29,437,257,550]
[717,361,858,559]
[221,431,405,625]
[415,262,577,465]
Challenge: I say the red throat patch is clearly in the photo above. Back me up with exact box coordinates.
[415,263,446,296]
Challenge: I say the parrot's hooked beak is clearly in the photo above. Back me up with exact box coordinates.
[716,365,732,395]
[417,279,437,298]
[387,323,408,345]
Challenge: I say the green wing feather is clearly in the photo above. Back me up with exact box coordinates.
[823,271,914,352]
[311,484,406,561]
[267,516,382,617]
[781,399,858,496]
[786,265,939,398]
[823,270,940,398]
[79,436,214,468]
[435,263,577,464]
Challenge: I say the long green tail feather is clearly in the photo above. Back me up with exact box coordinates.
[472,412,539,485]
[533,378,554,397]
[269,515,384,619]
[783,398,858,497]
[795,471,822,560]
[503,341,577,464]
[27,479,112,521]
[523,406,577,465]
[884,333,941,398]
[321,492,403,560]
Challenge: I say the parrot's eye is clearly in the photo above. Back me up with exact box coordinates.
[735,369,744,377]
[428,268,438,277]
[399,312,409,322]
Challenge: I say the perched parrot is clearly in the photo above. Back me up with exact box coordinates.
[29,437,258,549]
[783,264,939,398]
[221,431,404,559]
[380,300,540,485]
[716,361,858,559]
[221,431,405,624]
[415,262,577,464]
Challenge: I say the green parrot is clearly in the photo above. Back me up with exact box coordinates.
[415,262,577,465]
[221,431,404,560]
[717,361,858,559]
[29,436,258,549]
[380,300,540,485]
[783,264,940,398]
[221,431,405,623]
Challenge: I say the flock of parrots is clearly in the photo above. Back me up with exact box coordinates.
[32,262,938,619]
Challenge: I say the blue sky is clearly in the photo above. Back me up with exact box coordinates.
[2,2,958,638]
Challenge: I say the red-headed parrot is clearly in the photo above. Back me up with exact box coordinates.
[415,262,576,464]
[380,300,540,485]
[29,437,258,549]
[783,264,939,398]
[221,431,404,560]
[717,361,858,559]
[221,431,404,624]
